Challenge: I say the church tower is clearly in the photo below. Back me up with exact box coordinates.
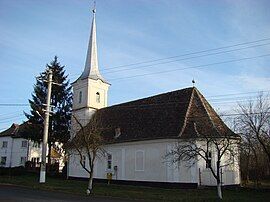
[71,8,110,133]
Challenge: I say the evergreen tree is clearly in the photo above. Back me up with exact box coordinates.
[23,56,72,164]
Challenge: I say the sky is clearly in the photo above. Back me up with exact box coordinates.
[0,0,270,131]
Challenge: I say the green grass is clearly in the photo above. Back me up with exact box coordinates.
[0,173,270,201]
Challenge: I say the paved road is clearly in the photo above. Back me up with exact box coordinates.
[0,185,136,202]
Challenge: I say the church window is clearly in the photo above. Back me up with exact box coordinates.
[79,91,82,104]
[135,150,144,171]
[107,153,112,170]
[2,141,7,148]
[21,140,27,148]
[96,92,100,103]
[206,151,212,169]
[0,156,7,166]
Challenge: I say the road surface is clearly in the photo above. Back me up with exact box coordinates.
[0,185,136,202]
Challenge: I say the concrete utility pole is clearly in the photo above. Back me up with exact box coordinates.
[39,69,53,183]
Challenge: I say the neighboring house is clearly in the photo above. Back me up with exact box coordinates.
[0,123,65,170]
[0,123,41,167]
[68,9,240,187]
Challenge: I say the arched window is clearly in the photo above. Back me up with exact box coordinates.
[96,92,100,103]
[79,91,82,104]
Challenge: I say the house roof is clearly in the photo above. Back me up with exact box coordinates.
[85,87,237,144]
[0,123,28,138]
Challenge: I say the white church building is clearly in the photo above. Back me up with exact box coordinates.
[68,9,240,187]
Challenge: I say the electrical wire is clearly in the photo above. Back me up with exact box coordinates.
[67,37,270,79]
[109,53,270,81]
[102,42,270,74]
[102,37,270,71]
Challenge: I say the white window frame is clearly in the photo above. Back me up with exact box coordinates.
[135,150,145,172]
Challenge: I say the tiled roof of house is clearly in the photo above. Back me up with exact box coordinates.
[0,123,27,138]
[84,87,237,143]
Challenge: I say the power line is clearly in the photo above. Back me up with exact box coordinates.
[101,98,270,110]
[109,53,270,81]
[0,127,8,131]
[0,104,29,107]
[0,110,24,117]
[102,42,270,74]
[101,37,270,71]
[0,90,269,108]
[206,90,269,98]
[68,37,270,80]
[75,112,270,122]
[0,116,25,124]
[0,114,24,121]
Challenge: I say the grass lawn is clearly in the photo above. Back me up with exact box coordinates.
[0,173,270,201]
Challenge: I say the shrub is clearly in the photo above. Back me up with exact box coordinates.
[0,166,26,176]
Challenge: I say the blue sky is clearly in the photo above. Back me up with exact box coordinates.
[0,0,270,131]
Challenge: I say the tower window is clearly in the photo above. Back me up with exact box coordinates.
[96,92,100,103]
[79,91,82,104]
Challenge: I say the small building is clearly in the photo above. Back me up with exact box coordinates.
[0,123,41,167]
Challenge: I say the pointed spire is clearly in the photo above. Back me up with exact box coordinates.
[80,3,107,83]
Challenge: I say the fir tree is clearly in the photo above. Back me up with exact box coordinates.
[23,56,72,164]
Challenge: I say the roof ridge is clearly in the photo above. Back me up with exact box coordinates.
[179,87,195,137]
[104,87,194,109]
[194,88,221,136]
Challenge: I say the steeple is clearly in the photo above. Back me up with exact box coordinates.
[80,6,106,83]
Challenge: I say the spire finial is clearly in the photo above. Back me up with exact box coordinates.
[92,1,96,14]
[192,79,195,87]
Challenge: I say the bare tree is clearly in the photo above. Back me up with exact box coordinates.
[239,131,262,186]
[236,93,270,167]
[67,114,105,195]
[166,134,240,200]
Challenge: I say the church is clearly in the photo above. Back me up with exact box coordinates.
[67,9,240,187]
